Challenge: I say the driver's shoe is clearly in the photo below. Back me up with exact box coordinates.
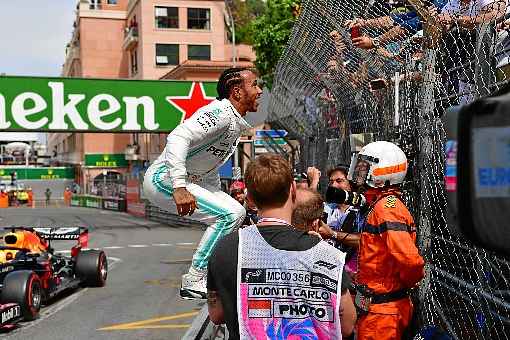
[180,269,207,300]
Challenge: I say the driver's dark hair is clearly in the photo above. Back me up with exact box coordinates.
[216,67,250,100]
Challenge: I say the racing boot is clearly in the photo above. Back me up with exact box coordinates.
[180,267,207,300]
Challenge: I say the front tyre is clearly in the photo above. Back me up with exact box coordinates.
[75,250,108,287]
[1,270,42,321]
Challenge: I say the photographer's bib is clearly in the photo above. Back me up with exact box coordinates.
[237,225,345,339]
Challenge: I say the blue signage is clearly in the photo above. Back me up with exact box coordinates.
[255,129,288,138]
[219,157,233,179]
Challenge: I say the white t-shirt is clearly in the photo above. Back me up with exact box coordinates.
[441,0,499,16]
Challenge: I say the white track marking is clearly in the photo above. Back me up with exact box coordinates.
[108,256,122,265]
[116,217,158,226]
[54,250,71,254]
[53,243,194,253]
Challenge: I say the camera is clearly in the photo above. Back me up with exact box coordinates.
[443,84,510,256]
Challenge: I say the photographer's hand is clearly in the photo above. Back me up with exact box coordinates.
[307,167,321,191]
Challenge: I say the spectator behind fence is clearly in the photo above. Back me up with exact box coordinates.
[346,0,506,51]
[207,153,356,339]
[345,0,448,49]
[435,0,507,105]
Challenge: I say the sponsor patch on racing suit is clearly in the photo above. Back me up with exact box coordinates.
[148,98,251,188]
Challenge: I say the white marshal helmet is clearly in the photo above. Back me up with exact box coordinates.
[347,141,408,188]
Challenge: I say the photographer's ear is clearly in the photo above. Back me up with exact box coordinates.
[312,219,320,233]
[291,181,297,203]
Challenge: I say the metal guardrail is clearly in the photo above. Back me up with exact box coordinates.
[183,305,229,340]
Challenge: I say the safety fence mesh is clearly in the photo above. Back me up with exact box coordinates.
[267,0,510,338]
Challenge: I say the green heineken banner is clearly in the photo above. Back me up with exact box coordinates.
[84,154,128,167]
[0,167,74,180]
[0,75,217,132]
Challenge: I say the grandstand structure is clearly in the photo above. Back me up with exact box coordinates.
[268,0,510,338]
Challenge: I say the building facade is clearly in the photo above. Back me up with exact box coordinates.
[49,0,256,194]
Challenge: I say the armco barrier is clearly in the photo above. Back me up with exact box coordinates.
[70,194,126,212]
[127,201,146,217]
[102,197,126,212]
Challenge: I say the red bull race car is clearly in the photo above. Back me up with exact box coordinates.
[0,303,21,331]
[0,226,107,326]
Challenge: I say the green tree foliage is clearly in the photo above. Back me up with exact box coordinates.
[251,0,301,89]
[227,0,266,45]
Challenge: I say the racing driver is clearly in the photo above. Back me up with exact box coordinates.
[144,68,262,299]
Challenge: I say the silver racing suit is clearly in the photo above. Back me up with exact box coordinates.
[143,98,250,270]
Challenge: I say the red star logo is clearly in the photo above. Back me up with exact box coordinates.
[166,82,215,122]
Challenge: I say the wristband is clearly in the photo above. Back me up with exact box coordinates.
[341,233,350,242]
[372,37,380,48]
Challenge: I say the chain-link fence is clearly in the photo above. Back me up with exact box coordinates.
[267,0,510,338]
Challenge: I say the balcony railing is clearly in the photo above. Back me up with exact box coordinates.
[123,26,138,50]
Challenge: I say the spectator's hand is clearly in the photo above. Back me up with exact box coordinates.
[456,16,477,30]
[318,221,335,239]
[344,18,365,29]
[334,40,347,54]
[308,231,323,239]
[437,13,454,30]
[173,187,198,216]
[503,19,510,30]
[307,167,321,190]
[327,59,338,72]
[497,19,510,31]
[352,36,374,49]
[427,5,439,17]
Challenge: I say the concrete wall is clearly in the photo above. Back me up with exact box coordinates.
[80,17,129,78]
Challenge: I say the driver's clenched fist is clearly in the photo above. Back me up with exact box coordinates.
[173,187,198,216]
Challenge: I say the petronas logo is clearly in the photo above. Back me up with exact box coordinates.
[103,155,109,161]
[48,169,53,175]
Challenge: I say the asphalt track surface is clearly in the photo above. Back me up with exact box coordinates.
[0,207,206,340]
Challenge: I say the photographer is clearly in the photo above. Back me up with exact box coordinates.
[207,154,356,338]
[320,166,363,276]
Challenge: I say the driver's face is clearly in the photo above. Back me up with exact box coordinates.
[239,71,263,113]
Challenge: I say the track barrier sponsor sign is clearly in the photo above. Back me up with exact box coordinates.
[0,76,217,132]
[0,167,74,180]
